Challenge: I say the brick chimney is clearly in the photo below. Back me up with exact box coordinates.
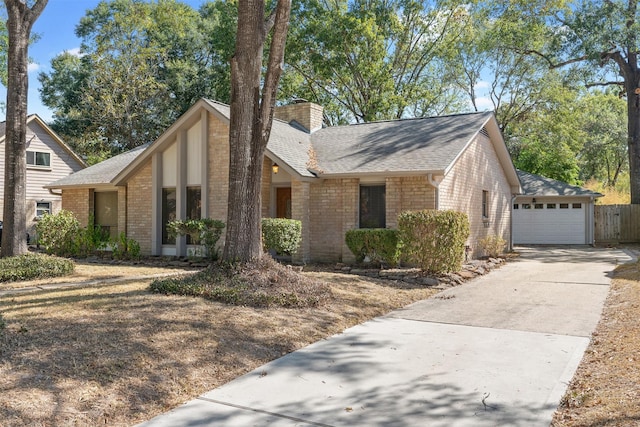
[275,101,324,133]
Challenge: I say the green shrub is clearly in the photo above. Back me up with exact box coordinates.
[262,218,302,255]
[167,218,225,259]
[398,210,470,274]
[75,217,110,257]
[111,232,141,260]
[479,234,506,257]
[345,228,400,266]
[35,210,81,256]
[0,253,74,282]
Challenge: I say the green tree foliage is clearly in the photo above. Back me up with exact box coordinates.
[480,0,640,202]
[281,0,469,124]
[38,0,236,161]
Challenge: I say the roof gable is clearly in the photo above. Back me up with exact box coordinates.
[0,114,87,168]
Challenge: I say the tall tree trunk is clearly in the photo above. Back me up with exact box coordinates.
[627,75,640,204]
[1,0,48,257]
[222,0,291,262]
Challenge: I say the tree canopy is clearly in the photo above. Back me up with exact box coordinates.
[38,0,236,162]
[29,0,635,199]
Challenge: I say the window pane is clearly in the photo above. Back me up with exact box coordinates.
[560,203,569,209]
[547,204,556,209]
[522,204,531,209]
[36,152,50,166]
[186,187,202,244]
[36,201,51,217]
[26,151,35,165]
[482,190,489,218]
[162,188,177,244]
[513,204,519,209]
[572,203,582,209]
[187,187,201,220]
[534,203,543,209]
[360,185,385,228]
[95,192,118,240]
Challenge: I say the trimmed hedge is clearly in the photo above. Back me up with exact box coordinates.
[0,253,75,282]
[345,228,400,266]
[398,210,470,273]
[167,218,225,259]
[262,218,302,255]
[35,210,81,256]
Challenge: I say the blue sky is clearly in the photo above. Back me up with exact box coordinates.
[1,0,206,122]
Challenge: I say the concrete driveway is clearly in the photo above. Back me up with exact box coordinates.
[138,246,633,427]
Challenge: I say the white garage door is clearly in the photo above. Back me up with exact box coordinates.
[513,201,586,244]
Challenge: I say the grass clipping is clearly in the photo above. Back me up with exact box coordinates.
[150,256,331,308]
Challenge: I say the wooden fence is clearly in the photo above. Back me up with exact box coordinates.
[595,204,640,243]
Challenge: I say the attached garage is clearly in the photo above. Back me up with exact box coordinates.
[513,170,602,245]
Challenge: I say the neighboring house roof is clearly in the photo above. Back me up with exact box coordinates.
[312,111,494,175]
[516,169,602,197]
[45,143,149,189]
[0,114,88,168]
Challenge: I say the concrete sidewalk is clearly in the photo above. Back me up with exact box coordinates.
[137,246,633,427]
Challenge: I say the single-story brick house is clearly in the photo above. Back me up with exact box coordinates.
[46,99,522,263]
[513,170,602,245]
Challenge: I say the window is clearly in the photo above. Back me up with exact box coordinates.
[36,201,51,218]
[522,203,531,209]
[482,190,489,219]
[547,203,556,209]
[187,187,202,220]
[162,188,176,244]
[26,151,51,168]
[513,204,519,209]
[186,187,201,244]
[359,185,385,228]
[560,203,569,209]
[534,203,544,209]
[94,191,118,240]
[572,203,582,209]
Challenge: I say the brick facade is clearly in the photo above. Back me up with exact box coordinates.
[274,102,324,132]
[438,133,512,257]
[57,105,513,262]
[126,161,153,254]
[61,188,91,228]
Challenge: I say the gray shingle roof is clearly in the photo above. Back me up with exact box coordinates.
[310,111,494,174]
[46,143,150,188]
[517,170,602,197]
[203,99,314,178]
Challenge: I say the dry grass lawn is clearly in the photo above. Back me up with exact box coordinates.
[552,262,640,427]
[0,264,437,427]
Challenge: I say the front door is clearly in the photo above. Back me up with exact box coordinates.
[276,187,292,219]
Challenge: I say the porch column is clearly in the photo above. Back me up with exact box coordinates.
[176,129,187,257]
[151,152,162,256]
[291,179,310,264]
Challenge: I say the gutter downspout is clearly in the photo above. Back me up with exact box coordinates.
[48,188,62,196]
[427,173,440,210]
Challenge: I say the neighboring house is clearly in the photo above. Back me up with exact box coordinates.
[0,114,86,239]
[47,99,522,263]
[513,170,602,245]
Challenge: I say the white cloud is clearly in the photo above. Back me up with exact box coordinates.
[472,97,494,111]
[65,47,83,57]
[27,63,39,73]
[475,80,490,89]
